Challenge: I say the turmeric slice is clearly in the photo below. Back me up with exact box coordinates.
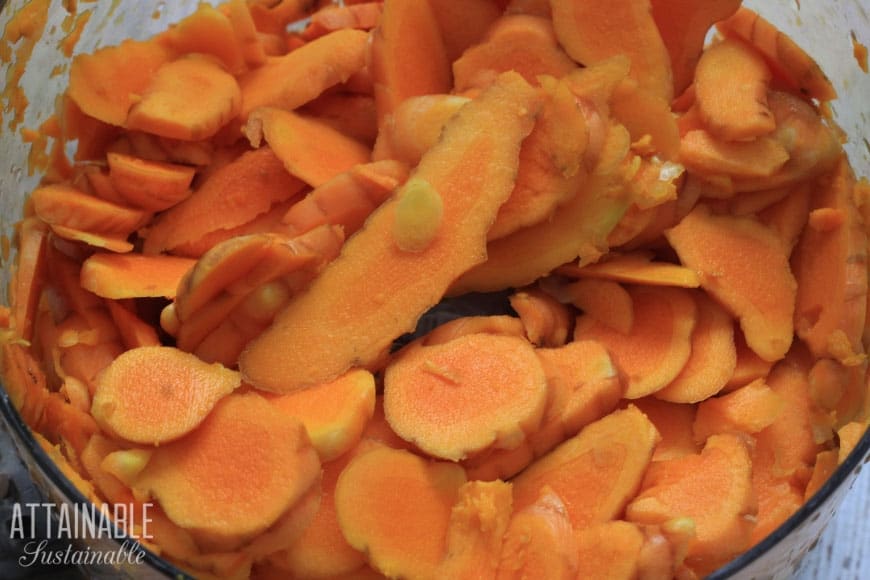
[334,444,466,579]
[427,0,502,63]
[732,91,841,193]
[369,0,452,130]
[126,54,242,141]
[792,157,868,364]
[717,7,837,102]
[564,278,634,334]
[420,315,526,347]
[532,339,623,454]
[80,253,195,299]
[32,183,151,240]
[373,94,470,166]
[384,334,547,461]
[511,405,660,528]
[106,152,195,212]
[68,38,170,126]
[489,75,590,241]
[300,2,383,41]
[267,369,376,461]
[609,78,680,161]
[302,93,379,147]
[245,107,371,188]
[680,130,790,180]
[497,487,578,580]
[574,285,697,399]
[452,15,577,93]
[282,160,409,237]
[574,521,646,580]
[693,378,785,443]
[438,480,514,580]
[649,0,742,95]
[633,397,700,461]
[143,147,305,255]
[550,0,674,102]
[240,72,540,392]
[724,329,774,392]
[694,38,775,141]
[8,218,48,342]
[271,445,370,578]
[451,123,632,294]
[133,392,321,552]
[557,251,701,288]
[626,433,756,577]
[91,346,240,445]
[239,28,370,118]
[160,3,246,74]
[655,292,736,404]
[509,288,573,348]
[666,205,797,362]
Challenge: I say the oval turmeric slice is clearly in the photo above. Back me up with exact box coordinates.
[511,405,660,528]
[133,392,320,552]
[335,445,466,579]
[91,346,241,445]
[574,285,697,399]
[384,334,547,461]
[666,204,797,362]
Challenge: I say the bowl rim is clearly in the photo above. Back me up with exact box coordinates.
[2,374,869,579]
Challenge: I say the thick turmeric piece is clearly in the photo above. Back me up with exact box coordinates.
[240,72,540,392]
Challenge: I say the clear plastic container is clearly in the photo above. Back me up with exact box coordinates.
[0,1,868,578]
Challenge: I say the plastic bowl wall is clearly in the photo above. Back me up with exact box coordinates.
[0,1,868,579]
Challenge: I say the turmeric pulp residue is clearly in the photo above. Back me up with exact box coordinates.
[852,31,868,73]
[0,0,50,132]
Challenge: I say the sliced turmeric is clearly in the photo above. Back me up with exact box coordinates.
[694,38,775,141]
[106,152,195,212]
[717,7,837,102]
[368,0,452,130]
[240,72,540,392]
[335,444,466,579]
[245,107,372,188]
[666,205,797,362]
[626,433,756,577]
[266,369,376,461]
[126,54,242,141]
[550,0,674,102]
[143,147,305,255]
[574,285,697,399]
[655,292,736,404]
[91,346,241,444]
[511,405,660,528]
[80,253,195,299]
[132,392,321,552]
[384,334,547,461]
[497,487,578,579]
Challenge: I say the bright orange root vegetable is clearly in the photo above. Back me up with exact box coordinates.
[91,346,240,444]
[626,433,756,576]
[384,333,547,461]
[511,405,660,528]
[574,285,697,399]
[80,253,196,299]
[335,444,466,579]
[133,392,321,552]
[240,72,540,392]
[667,205,797,362]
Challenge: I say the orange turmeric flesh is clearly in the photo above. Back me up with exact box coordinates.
[3,1,870,578]
[240,72,541,392]
[384,333,548,461]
